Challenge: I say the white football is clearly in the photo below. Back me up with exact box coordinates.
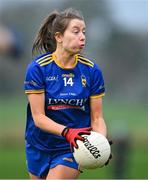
[73,131,111,169]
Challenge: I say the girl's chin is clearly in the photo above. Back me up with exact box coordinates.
[73,48,84,54]
[65,47,84,55]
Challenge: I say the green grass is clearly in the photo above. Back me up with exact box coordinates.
[0,146,28,179]
[0,96,27,128]
[0,96,148,179]
[103,100,148,133]
[129,143,148,179]
[0,143,148,179]
[0,145,110,179]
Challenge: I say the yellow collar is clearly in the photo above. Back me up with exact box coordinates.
[52,53,78,69]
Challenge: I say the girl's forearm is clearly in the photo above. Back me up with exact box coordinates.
[33,113,65,136]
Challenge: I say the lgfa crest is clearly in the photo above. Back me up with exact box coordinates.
[81,75,87,87]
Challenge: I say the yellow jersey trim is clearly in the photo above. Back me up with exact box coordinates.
[40,59,53,67]
[25,90,45,94]
[52,53,78,69]
[90,93,105,99]
[36,54,52,63]
[78,59,94,67]
[38,57,52,65]
[78,55,94,66]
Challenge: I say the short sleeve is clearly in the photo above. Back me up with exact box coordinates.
[90,64,105,99]
[24,63,45,94]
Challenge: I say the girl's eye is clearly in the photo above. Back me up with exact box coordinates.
[73,31,79,34]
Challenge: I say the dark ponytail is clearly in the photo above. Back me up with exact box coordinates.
[32,8,84,55]
[32,11,59,55]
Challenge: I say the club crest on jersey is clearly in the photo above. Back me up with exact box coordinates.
[81,75,87,87]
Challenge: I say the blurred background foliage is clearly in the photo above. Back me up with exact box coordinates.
[0,0,148,179]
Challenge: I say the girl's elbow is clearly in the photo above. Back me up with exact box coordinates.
[32,114,42,128]
[34,120,40,128]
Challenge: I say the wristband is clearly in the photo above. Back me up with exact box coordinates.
[61,127,69,137]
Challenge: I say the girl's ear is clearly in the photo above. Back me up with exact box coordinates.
[54,32,63,43]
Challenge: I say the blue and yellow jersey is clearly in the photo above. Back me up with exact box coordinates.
[24,53,105,152]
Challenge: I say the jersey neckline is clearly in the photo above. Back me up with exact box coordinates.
[51,53,78,70]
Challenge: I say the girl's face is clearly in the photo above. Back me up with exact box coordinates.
[61,19,86,54]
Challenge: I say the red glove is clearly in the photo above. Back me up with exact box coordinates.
[62,127,92,149]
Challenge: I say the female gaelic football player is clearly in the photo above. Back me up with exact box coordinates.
[24,8,108,179]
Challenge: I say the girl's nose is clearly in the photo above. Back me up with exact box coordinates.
[80,32,85,41]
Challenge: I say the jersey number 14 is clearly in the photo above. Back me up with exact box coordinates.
[63,77,74,86]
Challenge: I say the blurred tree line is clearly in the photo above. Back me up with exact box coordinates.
[0,0,147,104]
